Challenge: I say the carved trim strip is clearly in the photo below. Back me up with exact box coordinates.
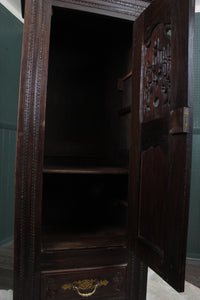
[15,0,52,299]
[53,0,150,20]
[15,0,38,297]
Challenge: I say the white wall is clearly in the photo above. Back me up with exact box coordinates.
[0,0,23,22]
[196,0,200,12]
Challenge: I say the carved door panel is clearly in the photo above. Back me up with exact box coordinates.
[129,0,194,292]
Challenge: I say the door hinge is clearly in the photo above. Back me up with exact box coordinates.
[169,107,190,134]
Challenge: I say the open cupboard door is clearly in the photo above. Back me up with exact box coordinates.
[129,0,194,292]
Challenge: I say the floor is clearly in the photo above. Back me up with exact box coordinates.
[0,244,13,290]
[0,243,200,291]
[185,259,200,288]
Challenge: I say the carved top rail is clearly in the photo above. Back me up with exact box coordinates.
[21,0,151,20]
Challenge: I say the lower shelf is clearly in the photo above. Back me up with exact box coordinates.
[42,227,127,251]
[43,165,129,175]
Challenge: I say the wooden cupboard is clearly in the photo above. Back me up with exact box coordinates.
[14,0,194,299]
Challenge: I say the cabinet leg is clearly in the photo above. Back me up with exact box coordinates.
[127,254,148,300]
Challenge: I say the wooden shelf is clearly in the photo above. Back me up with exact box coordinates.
[43,165,129,175]
[42,227,127,251]
[118,106,131,116]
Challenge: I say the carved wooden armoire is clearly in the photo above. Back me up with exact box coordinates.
[14,0,194,299]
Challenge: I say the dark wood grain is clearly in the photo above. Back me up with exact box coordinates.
[127,254,148,300]
[129,0,194,292]
[14,0,52,299]
[42,227,127,251]
[52,0,150,21]
[40,248,128,271]
[1,243,199,292]
[127,10,146,300]
[15,0,194,299]
[21,0,151,20]
[41,265,127,300]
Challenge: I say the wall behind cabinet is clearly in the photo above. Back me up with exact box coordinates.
[0,4,23,246]
[187,13,200,259]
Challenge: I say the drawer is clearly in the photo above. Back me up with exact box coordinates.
[41,265,127,300]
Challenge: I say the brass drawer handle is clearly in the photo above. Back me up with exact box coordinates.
[74,282,99,297]
[62,279,109,298]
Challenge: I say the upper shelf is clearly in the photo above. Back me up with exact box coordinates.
[43,165,129,175]
[43,156,129,175]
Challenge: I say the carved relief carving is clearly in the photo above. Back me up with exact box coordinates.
[143,23,172,122]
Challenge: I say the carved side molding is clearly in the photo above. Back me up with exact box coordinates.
[14,0,52,299]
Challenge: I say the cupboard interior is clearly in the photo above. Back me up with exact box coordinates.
[42,7,133,250]
[42,173,128,250]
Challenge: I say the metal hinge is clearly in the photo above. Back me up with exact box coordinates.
[169,107,190,134]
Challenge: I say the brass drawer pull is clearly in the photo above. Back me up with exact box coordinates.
[74,282,99,297]
[62,279,109,298]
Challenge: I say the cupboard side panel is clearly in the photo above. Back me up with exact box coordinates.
[127,12,148,300]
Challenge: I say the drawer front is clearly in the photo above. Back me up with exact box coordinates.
[41,265,127,300]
